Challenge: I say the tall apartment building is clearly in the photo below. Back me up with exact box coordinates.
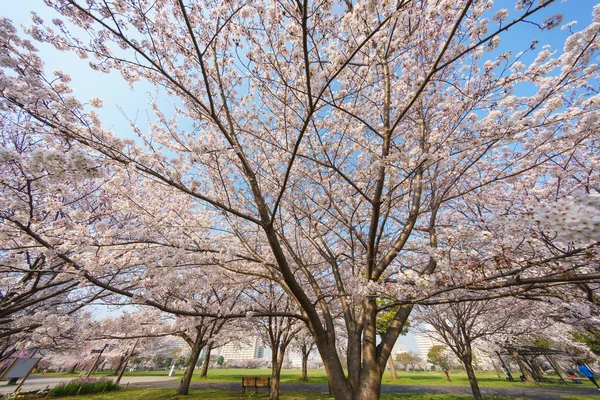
[415,329,442,368]
[219,336,264,361]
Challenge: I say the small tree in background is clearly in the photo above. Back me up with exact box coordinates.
[428,345,451,371]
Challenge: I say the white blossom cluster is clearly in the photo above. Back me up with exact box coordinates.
[527,193,600,246]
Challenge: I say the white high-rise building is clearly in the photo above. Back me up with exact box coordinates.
[219,336,264,361]
[415,329,442,368]
[391,343,407,360]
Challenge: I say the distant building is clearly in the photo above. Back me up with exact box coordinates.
[415,329,442,367]
[391,343,407,360]
[219,336,264,361]
[286,351,302,368]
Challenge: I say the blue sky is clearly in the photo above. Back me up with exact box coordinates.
[2,0,597,139]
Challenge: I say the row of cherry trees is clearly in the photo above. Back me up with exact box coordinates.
[1,1,600,399]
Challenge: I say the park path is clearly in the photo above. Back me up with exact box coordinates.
[0,375,178,396]
[131,380,600,400]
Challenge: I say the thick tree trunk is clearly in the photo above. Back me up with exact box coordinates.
[301,346,308,382]
[462,355,482,400]
[354,298,384,400]
[354,362,383,400]
[311,301,410,400]
[315,335,353,400]
[177,338,204,395]
[199,347,211,379]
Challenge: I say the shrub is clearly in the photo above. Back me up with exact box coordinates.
[50,377,120,397]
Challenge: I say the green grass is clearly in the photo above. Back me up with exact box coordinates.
[187,369,595,390]
[51,388,525,400]
[39,368,599,391]
[561,396,600,400]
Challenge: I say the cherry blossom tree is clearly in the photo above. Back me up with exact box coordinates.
[395,351,421,371]
[1,1,599,399]
[419,299,522,400]
[290,327,316,382]
[0,104,111,361]
[249,280,302,400]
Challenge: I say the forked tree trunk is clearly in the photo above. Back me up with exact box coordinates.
[199,347,211,379]
[462,355,482,400]
[354,298,385,399]
[318,343,392,400]
[316,305,409,400]
[177,338,204,395]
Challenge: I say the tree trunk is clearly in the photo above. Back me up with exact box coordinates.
[270,349,281,400]
[354,362,383,400]
[306,299,411,400]
[169,360,177,377]
[301,346,308,382]
[346,331,362,390]
[462,355,483,400]
[490,360,502,378]
[522,357,542,382]
[387,355,398,380]
[545,355,568,381]
[354,298,384,400]
[512,351,536,383]
[68,363,78,374]
[315,335,353,400]
[112,356,125,376]
[199,347,211,379]
[116,339,139,385]
[177,338,204,395]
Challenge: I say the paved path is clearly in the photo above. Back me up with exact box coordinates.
[0,375,177,395]
[127,380,600,399]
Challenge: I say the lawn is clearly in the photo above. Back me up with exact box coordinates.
[190,369,595,390]
[51,388,526,400]
[40,368,599,390]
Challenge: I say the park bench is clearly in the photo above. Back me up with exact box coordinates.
[241,376,270,394]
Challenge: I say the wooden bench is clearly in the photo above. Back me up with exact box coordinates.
[241,376,270,394]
